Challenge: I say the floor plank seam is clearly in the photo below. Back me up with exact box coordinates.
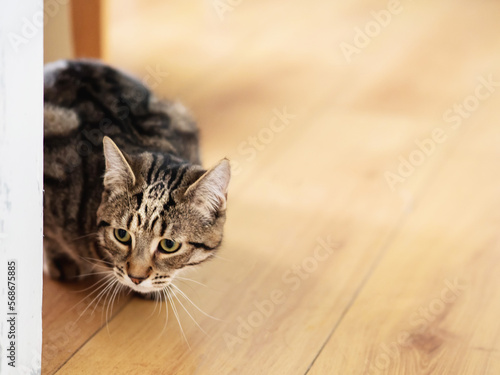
[51,297,132,375]
[303,127,468,374]
[303,208,410,375]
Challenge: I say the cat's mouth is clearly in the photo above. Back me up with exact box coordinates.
[113,268,172,293]
[126,278,172,294]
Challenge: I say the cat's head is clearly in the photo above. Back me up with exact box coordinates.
[96,137,230,295]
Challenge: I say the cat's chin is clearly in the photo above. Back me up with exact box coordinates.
[134,291,160,300]
[119,279,170,295]
[131,287,171,301]
[128,284,154,294]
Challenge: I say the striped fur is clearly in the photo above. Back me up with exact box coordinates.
[43,60,230,295]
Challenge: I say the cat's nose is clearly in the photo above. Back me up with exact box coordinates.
[126,262,152,284]
[129,275,146,285]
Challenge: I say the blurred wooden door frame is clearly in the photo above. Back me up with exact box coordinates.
[71,0,103,58]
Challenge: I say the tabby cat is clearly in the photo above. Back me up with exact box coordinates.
[44,60,230,296]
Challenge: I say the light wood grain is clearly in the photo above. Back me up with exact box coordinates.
[308,119,500,374]
[42,275,132,374]
[43,0,500,373]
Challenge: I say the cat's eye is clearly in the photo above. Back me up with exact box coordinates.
[114,228,132,245]
[158,239,181,254]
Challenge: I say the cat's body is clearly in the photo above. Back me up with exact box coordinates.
[44,60,230,295]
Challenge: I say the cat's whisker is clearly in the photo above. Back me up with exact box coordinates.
[211,254,233,262]
[174,279,201,297]
[79,256,114,267]
[77,256,114,274]
[75,275,116,322]
[166,287,190,348]
[154,291,162,316]
[106,281,119,321]
[70,275,115,320]
[89,277,118,318]
[101,278,120,325]
[90,279,116,315]
[70,232,98,242]
[152,291,159,316]
[160,289,170,336]
[157,291,164,317]
[170,283,222,321]
[81,274,115,296]
[110,283,122,319]
[72,272,115,294]
[175,276,208,288]
[89,277,116,306]
[118,284,127,313]
[77,270,114,278]
[104,286,113,334]
[106,281,122,334]
[167,288,188,346]
[174,276,221,296]
[169,286,207,336]
[149,294,157,317]
[148,291,160,318]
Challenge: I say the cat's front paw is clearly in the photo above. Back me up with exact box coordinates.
[46,253,82,281]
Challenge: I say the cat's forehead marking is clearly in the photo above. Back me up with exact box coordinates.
[149,216,159,231]
[146,154,185,185]
[133,192,143,210]
[138,165,190,220]
[146,181,166,200]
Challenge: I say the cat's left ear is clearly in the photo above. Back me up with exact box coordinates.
[185,159,231,218]
[102,136,136,190]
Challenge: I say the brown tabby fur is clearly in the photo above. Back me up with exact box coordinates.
[43,60,230,296]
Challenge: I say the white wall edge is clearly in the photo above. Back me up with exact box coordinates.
[0,1,44,374]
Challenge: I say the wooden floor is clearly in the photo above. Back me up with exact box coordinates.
[43,0,500,373]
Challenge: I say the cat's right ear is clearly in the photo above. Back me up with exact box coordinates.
[102,136,136,190]
[184,159,231,219]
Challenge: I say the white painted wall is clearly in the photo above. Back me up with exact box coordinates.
[0,1,43,374]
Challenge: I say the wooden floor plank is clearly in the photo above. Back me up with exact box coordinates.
[306,0,500,370]
[308,108,500,374]
[42,275,132,374]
